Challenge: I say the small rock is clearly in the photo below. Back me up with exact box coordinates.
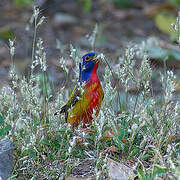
[53,13,77,27]
[0,139,15,180]
[107,158,135,180]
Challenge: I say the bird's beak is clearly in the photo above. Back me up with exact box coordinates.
[93,54,101,64]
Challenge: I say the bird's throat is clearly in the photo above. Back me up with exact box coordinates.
[90,64,99,81]
[81,64,99,82]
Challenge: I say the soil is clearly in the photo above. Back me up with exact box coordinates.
[0,0,169,88]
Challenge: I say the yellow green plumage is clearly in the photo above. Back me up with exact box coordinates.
[59,52,104,128]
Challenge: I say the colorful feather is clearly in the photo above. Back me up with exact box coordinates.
[60,52,104,128]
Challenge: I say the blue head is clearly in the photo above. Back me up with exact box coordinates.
[79,52,99,82]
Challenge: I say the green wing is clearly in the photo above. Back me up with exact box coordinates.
[59,84,81,121]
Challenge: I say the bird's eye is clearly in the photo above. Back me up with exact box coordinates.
[85,56,90,62]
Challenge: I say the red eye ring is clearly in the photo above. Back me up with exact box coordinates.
[85,56,90,62]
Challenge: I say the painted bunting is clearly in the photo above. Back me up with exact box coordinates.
[59,52,104,128]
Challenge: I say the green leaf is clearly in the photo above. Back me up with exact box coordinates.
[0,128,6,136]
[14,0,34,6]
[145,98,153,107]
[0,28,14,40]
[29,148,36,159]
[7,174,17,180]
[58,128,67,133]
[52,140,60,149]
[81,0,92,12]
[153,164,169,178]
[168,49,180,60]
[146,107,152,115]
[137,168,145,179]
[170,0,180,5]
[140,154,152,160]
[113,0,133,8]
[128,147,140,158]
[0,115,4,125]
[148,46,168,59]
[0,125,11,136]
[154,11,177,37]
[41,139,50,146]
[5,125,11,132]
[118,128,125,141]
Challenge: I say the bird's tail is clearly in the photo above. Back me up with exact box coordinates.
[54,105,67,115]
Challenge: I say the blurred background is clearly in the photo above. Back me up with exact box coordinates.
[0,0,180,93]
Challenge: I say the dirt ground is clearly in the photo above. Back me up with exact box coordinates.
[0,0,170,88]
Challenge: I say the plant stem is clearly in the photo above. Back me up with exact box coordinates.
[31,17,37,76]
[132,88,139,119]
[104,57,122,113]
[10,53,16,126]
[43,71,48,123]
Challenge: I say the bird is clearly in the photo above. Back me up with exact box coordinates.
[58,52,104,128]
